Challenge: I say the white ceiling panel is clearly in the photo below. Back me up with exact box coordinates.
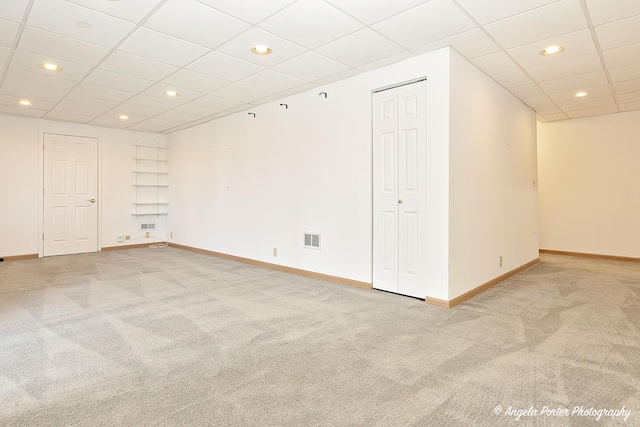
[617,91,640,104]
[71,83,134,103]
[0,18,19,48]
[312,68,361,85]
[540,112,569,121]
[603,43,640,69]
[0,103,47,117]
[484,0,587,49]
[27,0,135,48]
[509,83,545,99]
[50,94,119,117]
[560,94,615,112]
[162,69,230,93]
[17,26,109,66]
[119,27,209,67]
[0,46,9,67]
[140,83,205,103]
[507,29,598,68]
[152,109,205,125]
[613,78,640,94]
[211,83,272,103]
[3,68,77,94]
[609,62,640,83]
[259,0,362,49]
[0,1,29,23]
[83,68,154,93]
[129,117,183,132]
[539,70,608,93]
[65,0,164,24]
[455,0,559,25]
[187,51,263,81]
[525,53,603,82]
[356,51,415,72]
[239,69,307,92]
[171,103,224,117]
[126,94,180,110]
[44,110,93,123]
[144,0,249,49]
[99,50,177,81]
[89,113,147,128]
[373,0,475,50]
[594,14,640,50]
[585,0,640,26]
[189,94,245,110]
[491,69,534,88]
[114,101,170,117]
[325,0,429,25]
[522,94,556,108]
[315,28,404,68]
[548,84,612,103]
[0,93,56,110]
[0,80,70,103]
[619,101,640,112]
[566,104,617,118]
[472,51,519,76]
[10,49,92,82]
[197,0,296,24]
[411,28,501,59]
[217,28,306,67]
[272,51,350,82]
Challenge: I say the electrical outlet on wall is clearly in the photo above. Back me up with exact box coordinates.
[273,248,277,257]
[145,231,150,238]
[117,235,125,242]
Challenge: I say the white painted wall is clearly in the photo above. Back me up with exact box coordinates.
[168,48,451,299]
[537,110,640,258]
[0,114,166,257]
[448,50,539,300]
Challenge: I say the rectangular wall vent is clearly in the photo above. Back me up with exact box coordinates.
[140,223,156,230]
[304,232,321,249]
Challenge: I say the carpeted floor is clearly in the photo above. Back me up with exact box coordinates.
[0,248,638,426]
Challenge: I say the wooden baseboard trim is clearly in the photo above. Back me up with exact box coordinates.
[539,249,640,263]
[0,253,38,262]
[169,243,373,291]
[425,257,540,309]
[101,243,157,251]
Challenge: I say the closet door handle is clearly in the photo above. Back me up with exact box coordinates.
[398,200,403,204]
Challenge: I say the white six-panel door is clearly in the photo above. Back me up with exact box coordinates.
[43,134,98,256]
[373,80,428,298]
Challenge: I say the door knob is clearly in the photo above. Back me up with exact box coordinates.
[87,198,96,203]
[398,200,403,204]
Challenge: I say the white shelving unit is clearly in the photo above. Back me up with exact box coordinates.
[133,142,168,217]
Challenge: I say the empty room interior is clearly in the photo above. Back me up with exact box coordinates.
[1,0,639,425]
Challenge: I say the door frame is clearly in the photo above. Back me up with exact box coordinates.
[38,131,102,257]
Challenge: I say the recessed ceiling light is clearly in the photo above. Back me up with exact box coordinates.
[39,63,61,72]
[18,100,32,106]
[119,115,129,120]
[164,90,180,97]
[251,45,272,55]
[540,45,564,56]
[75,21,92,29]
[573,91,589,98]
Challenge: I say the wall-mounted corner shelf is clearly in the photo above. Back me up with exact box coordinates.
[133,142,168,218]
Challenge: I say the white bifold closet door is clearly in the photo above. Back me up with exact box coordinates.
[372,80,428,298]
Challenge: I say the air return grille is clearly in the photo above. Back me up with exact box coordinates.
[304,233,321,249]
[140,223,156,230]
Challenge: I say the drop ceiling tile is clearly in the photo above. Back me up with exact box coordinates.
[613,78,640,94]
[595,15,640,50]
[249,93,288,105]
[548,84,612,103]
[141,84,205,103]
[0,46,9,67]
[509,84,545,99]
[89,113,147,129]
[536,114,548,122]
[171,103,224,117]
[239,70,307,92]
[3,68,77,95]
[491,69,533,88]
[0,1,29,23]
[539,70,607,93]
[525,53,603,82]
[198,0,296,24]
[99,51,178,81]
[65,0,164,23]
[566,105,618,118]
[325,0,429,25]
[471,51,519,76]
[411,28,501,59]
[189,94,245,110]
[585,0,640,26]
[373,0,475,50]
[144,0,248,49]
[560,94,615,111]
[44,111,93,123]
[619,101,640,112]
[187,51,264,82]
[507,29,597,68]
[162,69,230,93]
[259,0,362,49]
[17,26,109,66]
[617,91,640,104]
[484,0,587,49]
[114,102,169,117]
[272,51,350,82]
[27,0,135,48]
[603,43,640,69]
[534,104,562,115]
[0,104,47,118]
[129,118,183,132]
[272,82,318,99]
[217,28,307,67]
[315,28,404,68]
[83,69,153,93]
[126,94,180,110]
[609,62,640,83]
[51,94,119,117]
[211,83,272,103]
[523,94,555,108]
[152,110,204,125]
[71,83,134,103]
[0,93,56,110]
[540,112,569,121]
[0,18,19,47]
[10,50,92,82]
[119,27,209,67]
[357,51,415,72]
[455,0,558,25]
[0,80,70,103]
[313,68,361,85]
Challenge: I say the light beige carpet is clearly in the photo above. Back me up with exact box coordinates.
[0,248,638,426]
